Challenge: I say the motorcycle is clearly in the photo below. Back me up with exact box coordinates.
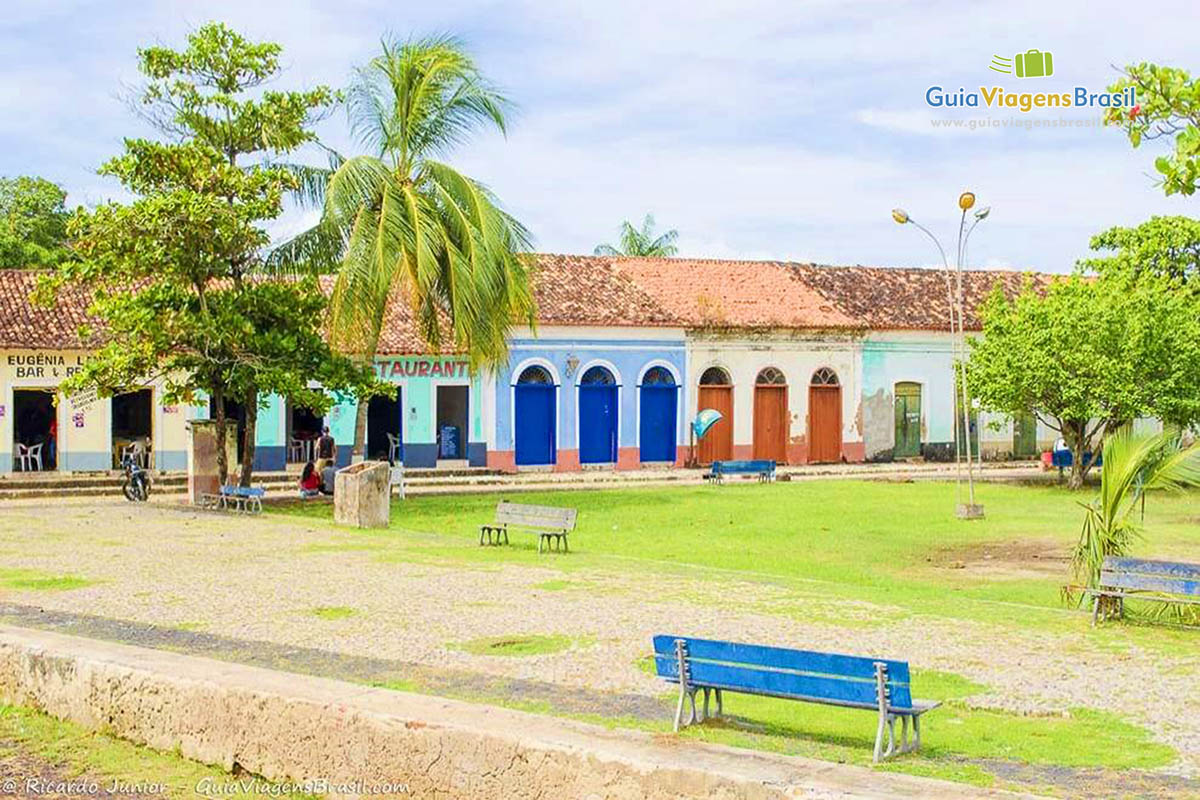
[121,454,150,502]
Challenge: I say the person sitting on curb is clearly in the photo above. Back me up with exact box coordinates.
[320,461,337,496]
[299,461,321,499]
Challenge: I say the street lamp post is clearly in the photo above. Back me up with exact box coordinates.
[892,194,989,519]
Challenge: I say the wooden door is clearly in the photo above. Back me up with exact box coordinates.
[808,385,841,463]
[696,385,732,464]
[753,385,788,462]
[893,382,922,458]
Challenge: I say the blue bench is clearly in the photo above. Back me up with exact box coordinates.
[705,460,776,484]
[653,635,938,762]
[199,484,266,514]
[1051,449,1101,469]
[1086,556,1200,625]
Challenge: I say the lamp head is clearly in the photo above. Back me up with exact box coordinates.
[891,208,910,225]
[958,191,976,210]
[974,206,991,221]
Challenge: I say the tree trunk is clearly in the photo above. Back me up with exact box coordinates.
[1065,419,1088,490]
[240,389,258,487]
[213,384,228,486]
[352,396,369,463]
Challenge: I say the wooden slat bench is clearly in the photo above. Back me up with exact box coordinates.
[198,484,265,514]
[652,635,939,762]
[1085,556,1200,625]
[479,501,577,554]
[704,460,776,484]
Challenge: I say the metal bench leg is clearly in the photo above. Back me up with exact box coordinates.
[912,713,922,752]
[714,688,723,718]
[1091,593,1100,627]
[562,533,569,552]
[673,638,694,732]
[873,661,890,763]
[538,534,545,555]
[700,687,710,722]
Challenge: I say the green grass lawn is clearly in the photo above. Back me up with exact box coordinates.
[275,479,1200,791]
[0,704,315,800]
[278,479,1200,634]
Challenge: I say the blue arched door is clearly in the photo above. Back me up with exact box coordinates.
[578,366,618,464]
[639,367,678,463]
[514,366,556,466]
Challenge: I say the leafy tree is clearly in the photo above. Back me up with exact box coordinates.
[1105,63,1200,196]
[594,214,679,257]
[39,23,379,485]
[0,175,72,267]
[270,35,535,461]
[1080,215,1200,287]
[1067,429,1200,620]
[967,275,1200,489]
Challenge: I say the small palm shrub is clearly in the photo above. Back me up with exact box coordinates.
[1066,428,1200,620]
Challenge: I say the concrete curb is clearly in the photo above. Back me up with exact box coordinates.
[0,625,1033,799]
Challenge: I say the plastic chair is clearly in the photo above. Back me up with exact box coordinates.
[386,433,402,465]
[288,438,304,463]
[16,443,43,471]
[122,440,148,469]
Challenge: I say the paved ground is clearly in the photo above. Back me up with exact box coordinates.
[0,500,1196,798]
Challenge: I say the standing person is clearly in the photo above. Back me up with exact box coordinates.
[47,416,57,470]
[315,426,336,472]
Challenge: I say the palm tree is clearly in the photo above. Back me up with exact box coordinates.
[594,214,678,257]
[271,35,535,460]
[1068,428,1200,618]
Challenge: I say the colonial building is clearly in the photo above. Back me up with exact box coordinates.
[0,256,1059,476]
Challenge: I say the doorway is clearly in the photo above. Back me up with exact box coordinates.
[893,382,922,459]
[808,367,842,463]
[112,388,153,468]
[753,367,788,462]
[578,365,618,464]
[367,387,403,463]
[638,367,678,463]
[1013,411,1038,459]
[436,385,469,461]
[514,365,556,466]
[13,389,56,471]
[696,367,733,465]
[286,403,323,463]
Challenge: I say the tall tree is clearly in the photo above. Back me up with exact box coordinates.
[270,35,535,462]
[1079,215,1200,287]
[0,175,72,267]
[1105,63,1200,196]
[594,214,678,257]
[39,23,378,485]
[967,274,1200,488]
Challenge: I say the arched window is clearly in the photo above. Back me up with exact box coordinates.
[580,366,615,385]
[699,367,730,385]
[517,365,554,385]
[811,367,839,386]
[756,367,787,385]
[642,366,676,386]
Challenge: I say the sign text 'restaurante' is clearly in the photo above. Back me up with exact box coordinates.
[374,358,468,379]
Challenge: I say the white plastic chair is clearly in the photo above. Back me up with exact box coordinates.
[288,438,304,463]
[122,440,148,469]
[386,432,402,464]
[16,443,43,471]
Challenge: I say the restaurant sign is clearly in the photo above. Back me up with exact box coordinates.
[374,357,469,380]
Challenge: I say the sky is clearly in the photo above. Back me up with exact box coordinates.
[1,0,1196,272]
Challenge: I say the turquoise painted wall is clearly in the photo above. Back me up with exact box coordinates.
[861,337,956,460]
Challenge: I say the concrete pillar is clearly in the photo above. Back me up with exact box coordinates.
[333,460,391,528]
[186,420,237,504]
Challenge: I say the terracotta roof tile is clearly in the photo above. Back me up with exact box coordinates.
[529,254,680,327]
[0,270,99,349]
